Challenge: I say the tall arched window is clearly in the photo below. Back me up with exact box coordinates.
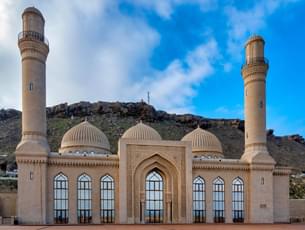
[77,174,92,224]
[213,177,225,223]
[54,173,68,224]
[101,175,115,223]
[145,170,163,223]
[232,177,244,223]
[193,176,206,223]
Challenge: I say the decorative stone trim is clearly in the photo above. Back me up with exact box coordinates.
[192,160,249,171]
[16,157,47,164]
[245,142,266,148]
[48,155,119,167]
[22,131,46,137]
[242,64,268,78]
[249,164,275,171]
[273,167,291,176]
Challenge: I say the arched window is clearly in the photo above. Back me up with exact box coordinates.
[54,173,68,224]
[232,177,244,223]
[77,174,92,224]
[101,175,115,223]
[193,176,206,223]
[213,177,225,223]
[145,170,163,223]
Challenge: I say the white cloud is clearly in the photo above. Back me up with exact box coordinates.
[0,0,218,114]
[128,0,218,19]
[225,0,301,60]
[132,38,219,113]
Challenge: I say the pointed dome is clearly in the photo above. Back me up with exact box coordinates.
[182,126,223,158]
[59,121,111,154]
[122,122,162,141]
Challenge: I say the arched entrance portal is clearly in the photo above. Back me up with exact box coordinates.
[145,170,164,223]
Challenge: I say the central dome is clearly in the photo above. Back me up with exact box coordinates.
[59,121,111,154]
[122,121,162,141]
[182,126,223,158]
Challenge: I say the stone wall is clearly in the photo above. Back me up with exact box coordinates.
[290,199,305,222]
[0,192,17,217]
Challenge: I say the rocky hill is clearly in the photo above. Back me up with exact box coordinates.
[0,101,305,174]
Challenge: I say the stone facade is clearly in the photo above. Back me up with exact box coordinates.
[14,7,291,225]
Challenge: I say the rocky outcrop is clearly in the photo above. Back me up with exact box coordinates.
[0,109,20,121]
[287,135,305,145]
[44,101,245,129]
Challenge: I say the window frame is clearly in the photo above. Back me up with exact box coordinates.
[232,177,244,223]
[77,173,92,224]
[100,174,115,223]
[213,176,225,223]
[53,173,69,224]
[192,176,206,223]
[145,170,164,223]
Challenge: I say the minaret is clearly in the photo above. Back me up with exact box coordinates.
[15,7,49,224]
[241,35,275,223]
[17,7,49,152]
[241,35,274,164]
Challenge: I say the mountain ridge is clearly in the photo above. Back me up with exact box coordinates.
[0,101,304,172]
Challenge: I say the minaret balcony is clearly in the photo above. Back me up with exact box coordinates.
[241,57,269,69]
[18,31,49,46]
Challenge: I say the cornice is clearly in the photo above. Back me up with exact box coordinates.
[192,159,249,171]
[47,154,119,167]
[273,166,291,176]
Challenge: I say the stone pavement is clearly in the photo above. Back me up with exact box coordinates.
[0,224,305,230]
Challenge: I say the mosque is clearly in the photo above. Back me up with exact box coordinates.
[15,7,291,225]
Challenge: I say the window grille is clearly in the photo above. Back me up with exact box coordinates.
[54,173,69,224]
[77,174,92,224]
[101,175,115,223]
[193,176,206,223]
[145,170,163,223]
[213,177,225,223]
[232,177,244,223]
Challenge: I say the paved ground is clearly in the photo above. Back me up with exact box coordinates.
[0,224,305,230]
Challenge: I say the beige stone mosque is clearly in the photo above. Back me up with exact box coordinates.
[15,7,291,225]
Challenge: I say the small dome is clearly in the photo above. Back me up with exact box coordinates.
[122,122,162,141]
[182,126,223,158]
[59,121,110,154]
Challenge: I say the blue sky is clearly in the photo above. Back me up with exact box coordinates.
[0,0,304,136]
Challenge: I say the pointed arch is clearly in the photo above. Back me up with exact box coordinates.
[213,176,225,223]
[101,174,115,223]
[193,176,206,223]
[133,153,179,223]
[232,177,244,223]
[53,173,68,224]
[77,173,92,224]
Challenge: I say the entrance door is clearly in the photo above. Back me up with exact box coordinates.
[145,170,163,223]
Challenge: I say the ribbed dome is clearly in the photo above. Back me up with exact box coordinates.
[59,121,110,154]
[182,127,223,158]
[122,122,162,141]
